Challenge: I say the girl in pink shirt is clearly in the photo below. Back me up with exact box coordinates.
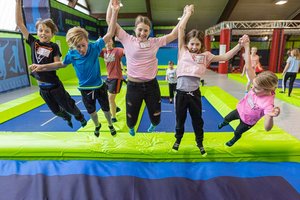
[172,5,249,156]
[218,41,280,147]
[106,0,191,136]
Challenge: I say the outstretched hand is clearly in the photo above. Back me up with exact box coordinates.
[111,0,120,11]
[183,4,194,16]
[239,34,250,47]
[268,106,280,117]
[28,64,42,72]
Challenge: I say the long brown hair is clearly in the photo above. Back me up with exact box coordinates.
[185,29,205,53]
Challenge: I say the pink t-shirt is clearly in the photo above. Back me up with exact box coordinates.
[100,47,124,79]
[177,50,214,78]
[116,28,167,80]
[237,89,275,125]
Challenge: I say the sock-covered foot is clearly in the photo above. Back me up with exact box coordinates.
[112,117,117,123]
[147,123,156,132]
[129,128,135,136]
[218,121,228,129]
[94,123,101,137]
[116,107,121,113]
[80,118,87,127]
[109,125,117,136]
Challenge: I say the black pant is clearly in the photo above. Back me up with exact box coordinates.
[175,89,204,146]
[40,83,84,121]
[126,79,161,128]
[80,84,110,114]
[283,72,297,96]
[168,83,177,99]
[224,109,253,141]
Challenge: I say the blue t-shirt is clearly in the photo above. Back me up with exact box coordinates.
[63,38,105,90]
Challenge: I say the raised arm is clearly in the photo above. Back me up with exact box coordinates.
[15,0,29,40]
[211,37,244,63]
[243,36,255,81]
[167,5,194,45]
[178,5,194,58]
[103,0,120,43]
[106,0,122,37]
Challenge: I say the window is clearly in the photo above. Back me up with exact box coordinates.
[0,0,17,31]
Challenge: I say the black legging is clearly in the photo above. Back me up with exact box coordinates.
[283,72,297,96]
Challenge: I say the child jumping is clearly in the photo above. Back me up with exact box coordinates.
[172,5,249,156]
[218,38,280,147]
[29,1,120,137]
[16,0,87,128]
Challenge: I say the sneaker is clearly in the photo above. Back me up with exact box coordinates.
[116,107,121,113]
[200,79,205,86]
[129,128,135,136]
[218,121,228,129]
[109,125,117,136]
[225,140,234,147]
[172,142,180,151]
[112,118,117,123]
[198,146,207,157]
[80,118,87,127]
[67,119,73,128]
[147,123,156,132]
[94,123,101,137]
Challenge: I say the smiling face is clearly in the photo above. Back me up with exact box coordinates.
[75,38,89,56]
[37,24,53,43]
[135,23,150,42]
[187,37,202,54]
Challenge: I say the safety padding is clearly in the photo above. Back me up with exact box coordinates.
[0,86,299,162]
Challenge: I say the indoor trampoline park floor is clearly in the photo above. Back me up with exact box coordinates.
[0,70,300,199]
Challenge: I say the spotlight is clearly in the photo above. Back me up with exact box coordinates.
[274,0,288,5]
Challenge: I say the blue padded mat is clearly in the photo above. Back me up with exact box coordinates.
[138,97,234,132]
[0,96,99,132]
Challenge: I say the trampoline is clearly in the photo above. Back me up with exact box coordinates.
[1,85,300,199]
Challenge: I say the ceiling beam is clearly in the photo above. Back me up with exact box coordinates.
[217,0,239,23]
[145,0,152,21]
[91,12,148,19]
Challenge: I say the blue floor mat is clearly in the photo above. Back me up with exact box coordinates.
[138,97,234,132]
[0,96,99,132]
[0,160,299,199]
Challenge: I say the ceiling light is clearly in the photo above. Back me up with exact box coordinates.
[274,0,288,5]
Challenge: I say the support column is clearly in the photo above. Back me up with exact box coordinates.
[204,35,211,51]
[218,28,231,74]
[268,29,284,72]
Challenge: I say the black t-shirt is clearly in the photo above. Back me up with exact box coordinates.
[27,34,62,84]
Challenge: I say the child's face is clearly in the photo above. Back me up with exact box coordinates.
[135,23,150,42]
[37,24,53,43]
[251,47,257,55]
[75,39,89,56]
[187,37,201,54]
